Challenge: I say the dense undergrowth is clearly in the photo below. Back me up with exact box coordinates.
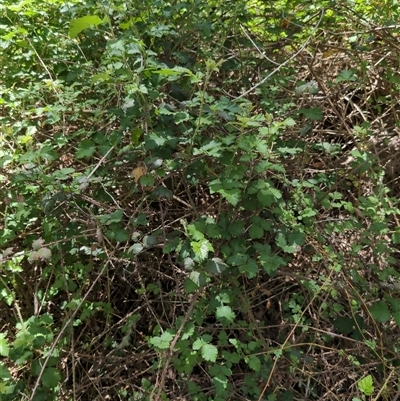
[1,0,400,400]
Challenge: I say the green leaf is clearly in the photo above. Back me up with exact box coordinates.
[393,311,400,328]
[369,301,390,323]
[181,322,195,340]
[0,334,9,357]
[206,258,228,275]
[39,145,58,162]
[276,233,297,253]
[163,236,180,254]
[216,305,235,324]
[183,257,195,270]
[76,140,96,159]
[336,69,357,82]
[128,243,143,255]
[150,331,174,350]
[358,375,374,396]
[239,258,259,278]
[184,277,199,293]
[228,221,245,236]
[143,235,158,248]
[259,253,286,276]
[191,239,213,262]
[187,224,205,241]
[246,354,261,371]
[51,167,75,180]
[192,338,204,351]
[174,112,190,124]
[299,107,323,120]
[249,224,264,239]
[41,367,61,388]
[295,81,318,94]
[115,229,129,242]
[69,16,105,38]
[393,229,400,244]
[218,188,241,206]
[201,343,218,362]
[0,363,11,379]
[191,271,206,286]
[101,210,124,224]
[213,373,228,393]
[257,189,276,207]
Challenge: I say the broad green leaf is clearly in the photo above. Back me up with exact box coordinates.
[185,271,207,292]
[295,80,318,94]
[41,367,61,388]
[39,145,58,161]
[201,343,218,362]
[228,221,245,236]
[358,375,374,396]
[100,210,124,224]
[69,16,105,38]
[393,311,400,328]
[128,243,143,255]
[115,229,129,242]
[277,147,303,155]
[206,258,228,275]
[76,140,96,159]
[259,253,286,276]
[189,271,204,286]
[287,231,305,247]
[181,322,195,340]
[191,239,213,262]
[276,233,297,253]
[92,73,112,83]
[0,334,9,357]
[150,331,174,349]
[183,257,195,270]
[139,175,155,187]
[392,229,400,244]
[257,189,275,207]
[369,301,390,323]
[184,277,199,293]
[192,338,204,350]
[188,224,205,241]
[216,306,235,323]
[239,258,258,278]
[9,0,34,12]
[336,69,357,82]
[213,373,228,393]
[174,112,190,124]
[299,107,323,120]
[130,128,143,145]
[51,167,75,180]
[143,235,158,248]
[218,188,241,206]
[0,363,11,379]
[163,236,180,254]
[249,224,264,239]
[246,354,261,371]
[216,292,230,303]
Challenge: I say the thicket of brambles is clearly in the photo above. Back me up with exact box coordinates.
[1,1,400,400]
